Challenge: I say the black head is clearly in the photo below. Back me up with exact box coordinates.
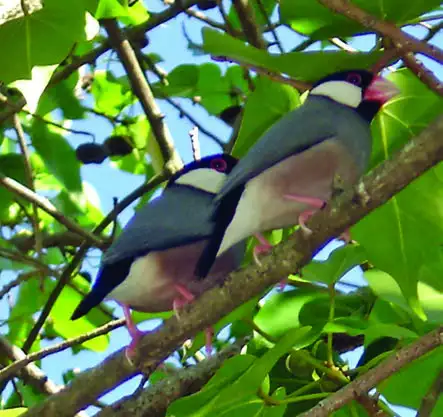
[168,153,238,194]
[310,69,399,122]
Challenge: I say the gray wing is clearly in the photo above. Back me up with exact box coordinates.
[218,97,370,200]
[103,186,214,265]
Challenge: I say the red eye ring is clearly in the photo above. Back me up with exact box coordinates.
[346,72,362,86]
[210,157,228,172]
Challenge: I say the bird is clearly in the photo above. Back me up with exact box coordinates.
[195,69,400,278]
[70,153,245,357]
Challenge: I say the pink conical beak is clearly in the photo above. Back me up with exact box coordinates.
[364,76,400,104]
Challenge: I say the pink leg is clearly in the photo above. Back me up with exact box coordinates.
[253,233,273,266]
[121,303,144,361]
[284,194,325,236]
[173,284,215,356]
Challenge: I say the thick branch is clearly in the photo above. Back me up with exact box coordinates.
[298,328,443,417]
[319,0,443,62]
[21,114,443,417]
[102,19,182,171]
[0,337,88,417]
[96,341,243,417]
[0,176,105,249]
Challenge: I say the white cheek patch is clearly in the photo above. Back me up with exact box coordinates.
[310,81,362,108]
[174,168,227,194]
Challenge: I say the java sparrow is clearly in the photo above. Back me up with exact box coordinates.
[71,153,245,356]
[195,69,399,278]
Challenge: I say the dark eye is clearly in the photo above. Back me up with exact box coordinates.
[346,72,362,86]
[210,157,228,172]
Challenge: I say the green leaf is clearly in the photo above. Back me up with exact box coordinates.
[38,72,85,119]
[95,0,130,19]
[0,153,27,219]
[202,28,384,81]
[7,279,50,347]
[0,408,27,416]
[254,289,325,340]
[0,0,89,84]
[232,77,300,157]
[302,244,367,286]
[11,65,58,113]
[379,347,443,409]
[280,0,442,39]
[364,270,443,324]
[51,276,109,352]
[31,120,82,192]
[91,70,134,117]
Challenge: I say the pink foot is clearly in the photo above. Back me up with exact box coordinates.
[278,279,287,292]
[253,233,273,266]
[339,229,352,243]
[284,194,326,235]
[121,303,144,362]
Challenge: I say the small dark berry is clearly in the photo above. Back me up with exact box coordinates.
[219,105,242,126]
[103,135,134,157]
[75,143,107,164]
[196,0,217,11]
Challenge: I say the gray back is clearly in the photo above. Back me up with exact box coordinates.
[218,96,372,200]
[103,185,215,265]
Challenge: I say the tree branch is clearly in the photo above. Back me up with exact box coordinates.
[298,327,442,417]
[20,113,443,417]
[0,319,125,384]
[96,341,244,417]
[0,337,88,417]
[102,19,182,172]
[417,370,443,417]
[318,0,443,63]
[0,176,105,249]
[232,0,267,49]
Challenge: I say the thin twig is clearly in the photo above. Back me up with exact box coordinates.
[165,97,225,149]
[23,110,96,140]
[0,176,106,249]
[0,271,38,301]
[0,319,125,384]
[184,8,227,32]
[189,126,200,161]
[212,56,311,91]
[256,0,284,52]
[13,114,43,260]
[319,0,443,63]
[329,37,358,53]
[102,19,182,172]
[400,52,443,96]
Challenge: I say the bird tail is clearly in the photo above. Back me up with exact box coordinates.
[70,288,107,320]
[195,186,244,279]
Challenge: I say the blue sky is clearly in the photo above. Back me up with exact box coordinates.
[2,0,443,414]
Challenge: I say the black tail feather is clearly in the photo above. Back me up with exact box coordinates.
[70,289,107,320]
[195,186,244,278]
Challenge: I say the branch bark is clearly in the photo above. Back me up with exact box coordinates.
[0,176,105,249]
[298,327,443,417]
[319,0,443,63]
[102,19,182,172]
[232,0,267,49]
[96,341,244,417]
[20,114,443,417]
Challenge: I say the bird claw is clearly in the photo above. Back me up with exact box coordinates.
[253,233,273,266]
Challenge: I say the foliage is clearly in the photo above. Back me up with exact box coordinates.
[0,0,442,416]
